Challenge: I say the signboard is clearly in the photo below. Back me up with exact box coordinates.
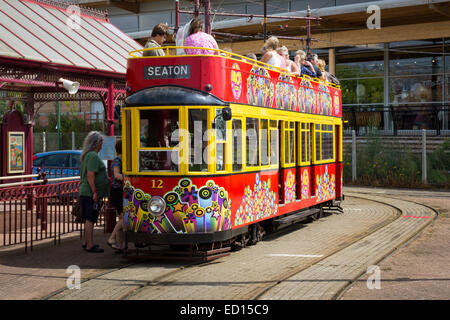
[8,131,25,173]
[99,136,116,160]
[144,65,190,79]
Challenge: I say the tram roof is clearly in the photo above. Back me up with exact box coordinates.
[0,0,142,75]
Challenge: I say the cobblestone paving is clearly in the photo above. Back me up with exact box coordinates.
[259,193,436,299]
[340,187,450,300]
[1,187,440,300]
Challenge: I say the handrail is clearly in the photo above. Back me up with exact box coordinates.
[129,46,340,89]
[0,174,39,180]
[0,176,80,188]
[130,45,289,74]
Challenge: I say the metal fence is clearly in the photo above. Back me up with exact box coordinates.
[0,174,105,251]
[343,129,450,187]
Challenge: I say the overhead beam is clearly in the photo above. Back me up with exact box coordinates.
[429,3,450,18]
[109,0,140,14]
[82,0,141,13]
[218,19,450,55]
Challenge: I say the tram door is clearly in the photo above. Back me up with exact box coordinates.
[278,121,284,204]
[310,123,316,197]
[295,122,301,201]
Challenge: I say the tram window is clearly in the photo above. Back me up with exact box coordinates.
[189,109,208,172]
[139,150,178,172]
[285,131,289,164]
[301,123,310,163]
[232,119,242,171]
[246,118,259,167]
[290,130,295,163]
[322,127,334,161]
[306,124,312,161]
[216,143,224,171]
[315,123,334,162]
[284,121,295,165]
[215,110,227,141]
[316,129,321,162]
[270,120,277,128]
[261,119,269,166]
[140,110,179,148]
[301,131,307,162]
[216,110,227,171]
[125,110,132,171]
[270,129,278,165]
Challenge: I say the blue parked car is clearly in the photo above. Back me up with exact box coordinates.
[32,150,81,179]
[32,150,109,179]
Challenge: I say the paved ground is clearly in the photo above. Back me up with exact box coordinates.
[0,186,448,300]
[0,228,128,300]
[340,187,450,300]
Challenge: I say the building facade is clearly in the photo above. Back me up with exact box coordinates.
[80,0,450,135]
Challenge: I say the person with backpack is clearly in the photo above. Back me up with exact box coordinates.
[107,140,125,253]
[79,131,109,253]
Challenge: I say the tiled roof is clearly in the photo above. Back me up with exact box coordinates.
[0,0,142,75]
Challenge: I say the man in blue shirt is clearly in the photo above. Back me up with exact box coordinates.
[294,50,317,78]
[307,53,323,78]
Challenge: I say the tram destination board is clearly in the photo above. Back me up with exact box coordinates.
[144,65,190,79]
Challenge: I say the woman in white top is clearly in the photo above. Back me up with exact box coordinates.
[277,46,300,75]
[260,36,285,69]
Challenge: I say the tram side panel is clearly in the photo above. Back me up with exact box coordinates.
[277,164,337,216]
[123,176,236,235]
[123,54,343,243]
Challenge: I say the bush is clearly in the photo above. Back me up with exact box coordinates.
[344,135,450,188]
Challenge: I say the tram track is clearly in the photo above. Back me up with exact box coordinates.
[247,194,404,300]
[117,195,401,300]
[46,192,438,300]
[254,193,438,300]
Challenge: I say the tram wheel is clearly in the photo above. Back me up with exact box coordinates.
[310,208,324,222]
[249,223,265,245]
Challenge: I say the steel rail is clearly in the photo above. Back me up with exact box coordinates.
[0,176,80,188]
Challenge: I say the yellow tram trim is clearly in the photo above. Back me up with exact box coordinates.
[128,46,341,90]
[122,103,343,176]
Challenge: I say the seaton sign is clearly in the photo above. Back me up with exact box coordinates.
[144,65,190,79]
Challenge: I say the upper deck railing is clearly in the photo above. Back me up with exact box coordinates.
[126,46,342,118]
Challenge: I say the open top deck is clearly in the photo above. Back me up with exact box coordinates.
[126,47,342,118]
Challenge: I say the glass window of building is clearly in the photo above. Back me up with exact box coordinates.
[337,39,450,133]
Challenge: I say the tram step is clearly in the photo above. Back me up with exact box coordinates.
[273,208,320,228]
[123,246,231,262]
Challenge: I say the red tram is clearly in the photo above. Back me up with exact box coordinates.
[121,47,343,255]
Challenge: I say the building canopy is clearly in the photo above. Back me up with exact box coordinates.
[0,0,141,75]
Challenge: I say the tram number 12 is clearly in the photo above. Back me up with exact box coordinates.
[150,179,163,189]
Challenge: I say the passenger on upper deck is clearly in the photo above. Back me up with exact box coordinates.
[318,59,341,85]
[184,18,219,55]
[245,53,257,60]
[317,59,328,81]
[294,50,317,78]
[260,36,286,69]
[277,46,300,75]
[143,23,169,57]
[307,53,323,79]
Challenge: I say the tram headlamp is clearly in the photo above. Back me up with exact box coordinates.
[148,196,166,216]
